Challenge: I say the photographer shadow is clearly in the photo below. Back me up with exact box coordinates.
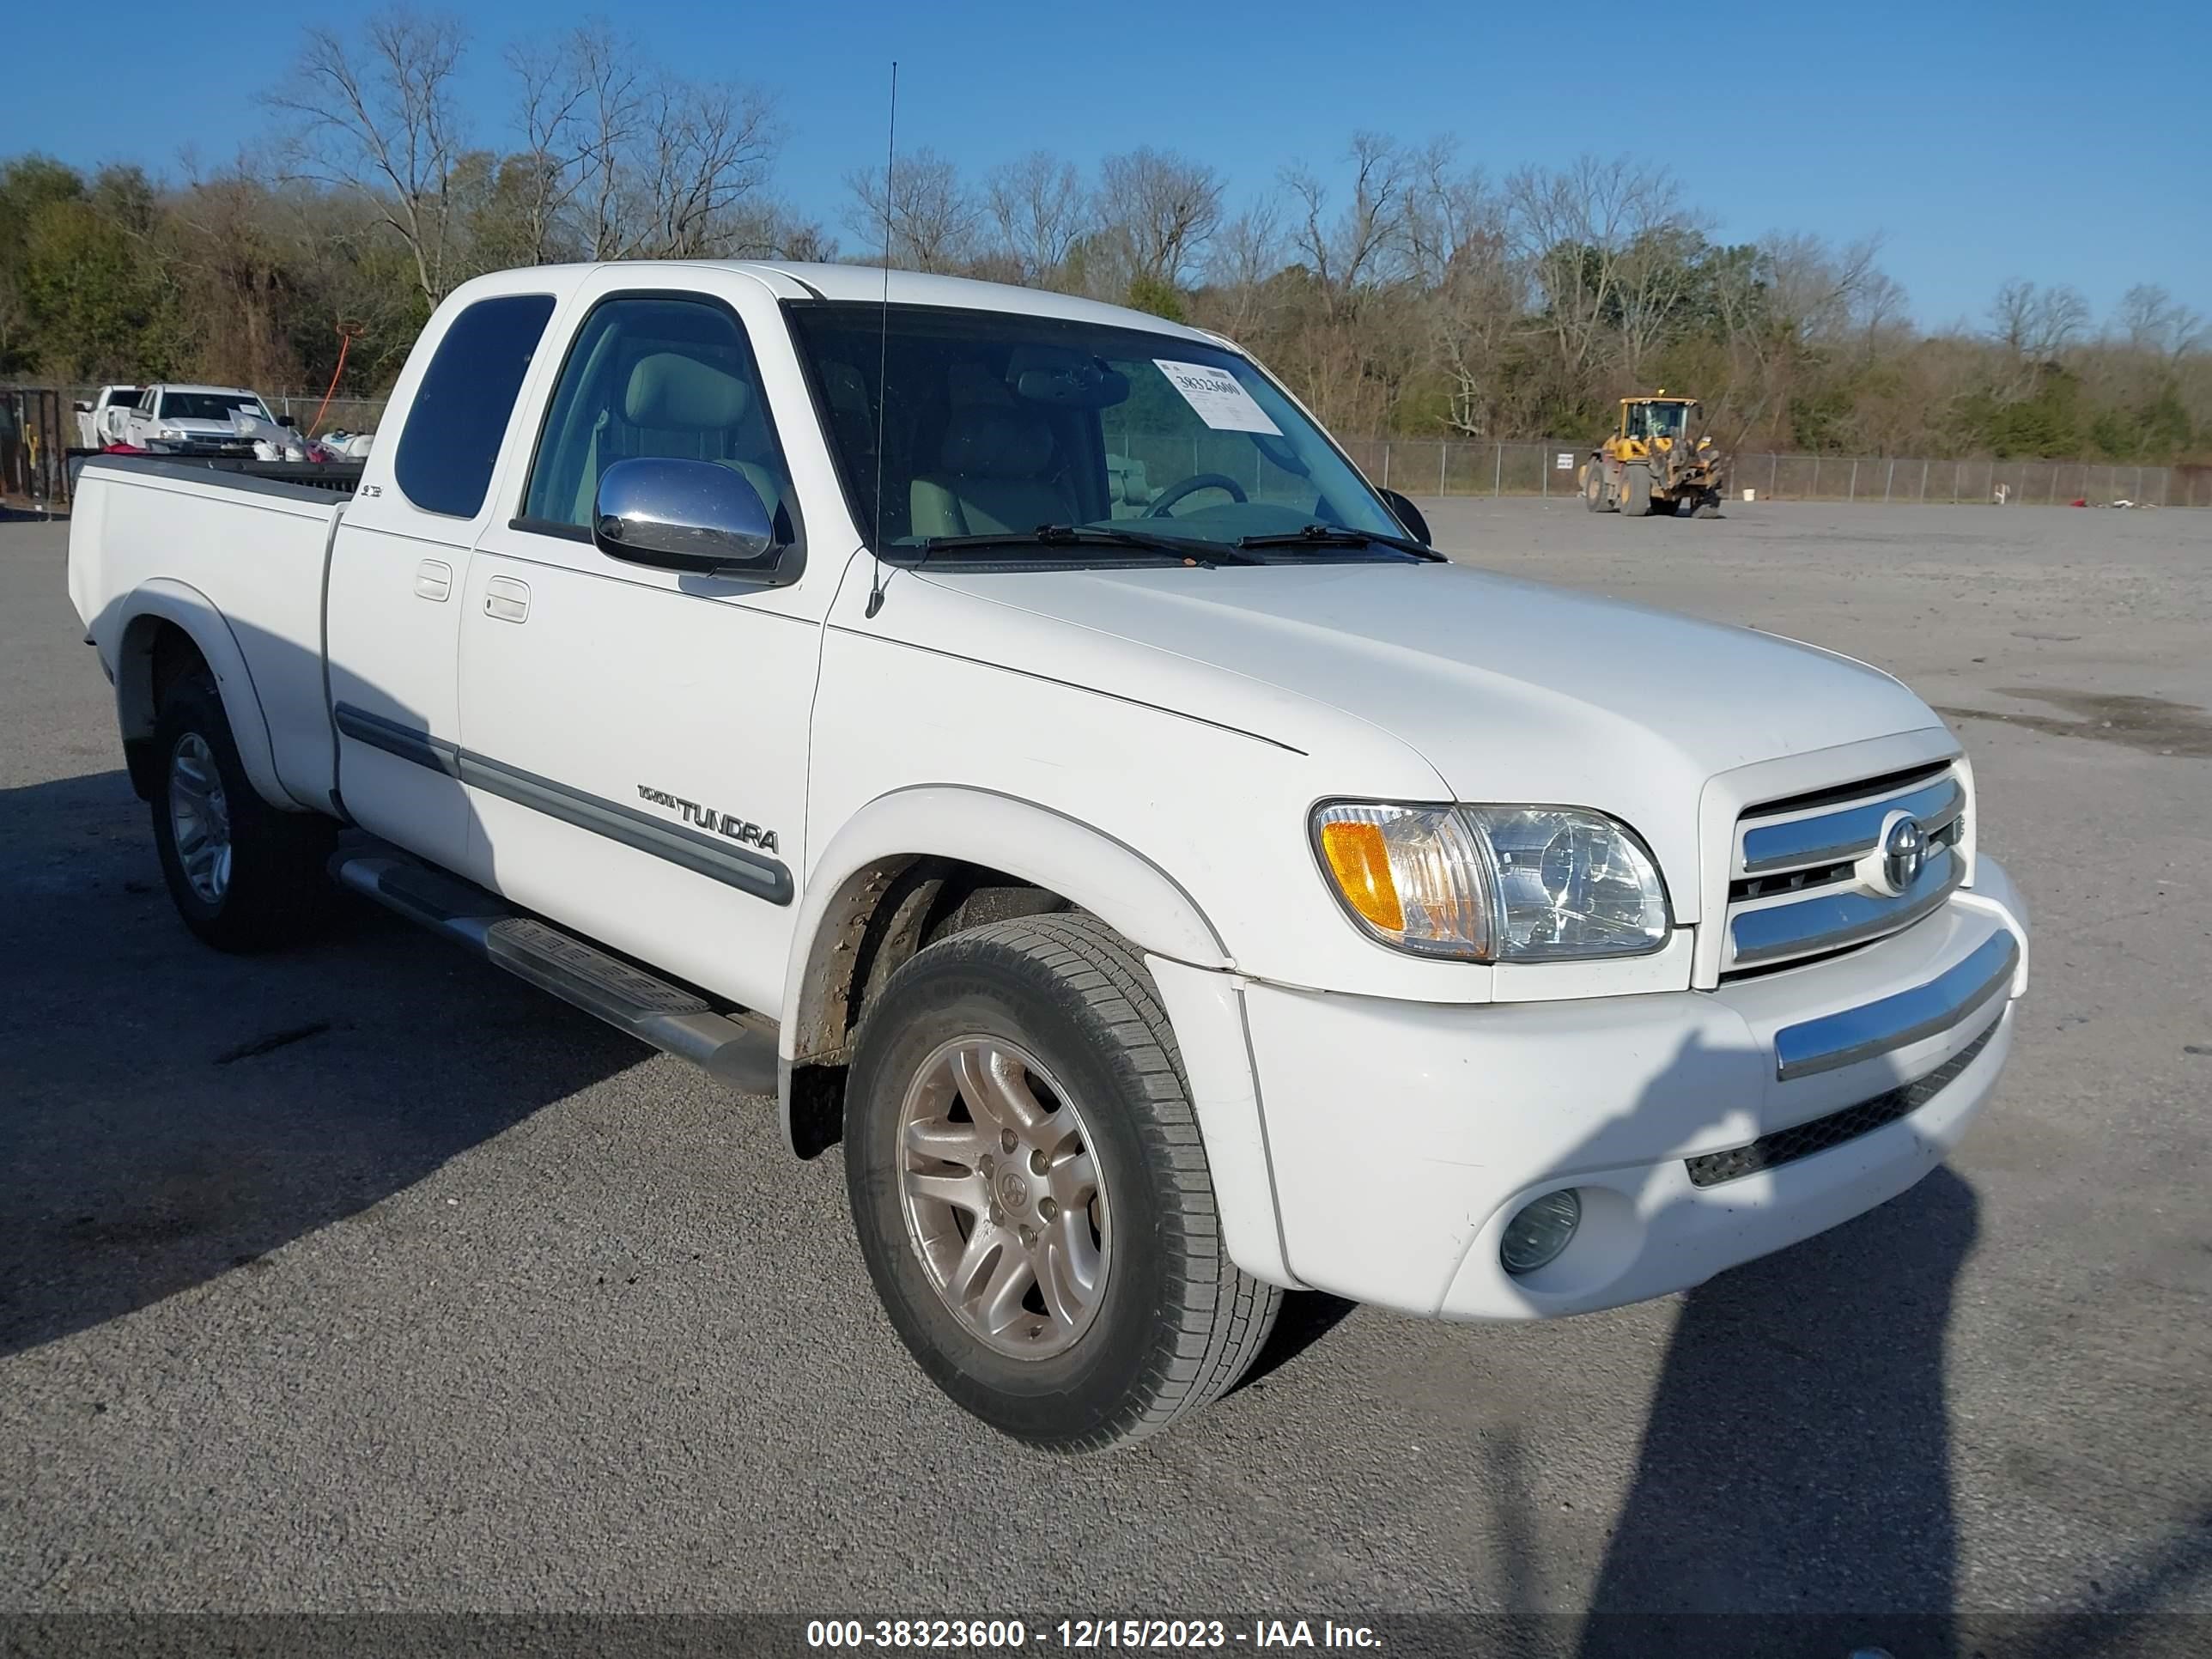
[1577,1164,1979,1656]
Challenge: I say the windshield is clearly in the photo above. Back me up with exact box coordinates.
[785,302,1405,556]
[161,392,266,422]
[1630,401,1690,441]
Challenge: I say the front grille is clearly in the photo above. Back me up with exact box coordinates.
[1684,1018,1999,1188]
[1721,762,1967,976]
[1729,859,1854,904]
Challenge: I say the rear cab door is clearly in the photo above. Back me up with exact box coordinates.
[460,264,852,1014]
[325,272,581,872]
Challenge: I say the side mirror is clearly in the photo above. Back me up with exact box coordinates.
[592,456,777,576]
[276,414,297,428]
[1382,488,1432,547]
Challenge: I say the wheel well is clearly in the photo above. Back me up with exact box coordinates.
[118,619,208,800]
[785,857,1073,1157]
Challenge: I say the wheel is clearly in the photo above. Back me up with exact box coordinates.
[845,913,1281,1452]
[1622,465,1654,518]
[151,671,337,952]
[1583,465,1610,513]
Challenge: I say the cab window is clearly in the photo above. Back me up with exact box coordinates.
[392,293,557,519]
[521,295,795,545]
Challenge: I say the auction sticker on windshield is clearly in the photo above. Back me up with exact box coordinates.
[1152,360,1281,434]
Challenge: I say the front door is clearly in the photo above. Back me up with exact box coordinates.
[459,274,830,1014]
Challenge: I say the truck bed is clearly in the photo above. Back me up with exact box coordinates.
[68,454,351,813]
[67,452,365,502]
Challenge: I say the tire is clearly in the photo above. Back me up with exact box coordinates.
[1622,465,1654,518]
[845,913,1281,1452]
[1583,465,1610,513]
[151,671,337,952]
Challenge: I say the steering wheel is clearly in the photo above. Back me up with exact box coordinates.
[1143,472,1248,518]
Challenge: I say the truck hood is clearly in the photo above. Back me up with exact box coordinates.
[910,559,1949,914]
[154,417,252,439]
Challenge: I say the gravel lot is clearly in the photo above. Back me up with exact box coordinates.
[3,500,2209,1644]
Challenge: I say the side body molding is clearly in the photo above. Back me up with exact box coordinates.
[112,580,308,812]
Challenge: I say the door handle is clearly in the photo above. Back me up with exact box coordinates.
[484,575,531,623]
[413,559,453,602]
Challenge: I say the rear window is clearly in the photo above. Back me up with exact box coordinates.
[394,293,557,518]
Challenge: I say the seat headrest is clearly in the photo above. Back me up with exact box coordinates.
[623,353,751,429]
[939,405,1054,479]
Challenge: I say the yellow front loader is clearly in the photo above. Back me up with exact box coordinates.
[1578,393,1727,518]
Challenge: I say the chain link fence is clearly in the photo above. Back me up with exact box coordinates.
[21,382,2208,512]
[1339,437,2208,508]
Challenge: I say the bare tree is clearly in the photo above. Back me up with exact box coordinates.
[1095,148,1224,293]
[268,11,471,307]
[2114,283,2204,363]
[1197,200,1285,341]
[507,21,641,262]
[1283,132,1410,322]
[1505,155,1686,392]
[984,151,1086,287]
[1406,153,1522,436]
[506,36,587,262]
[1988,277,2089,362]
[630,76,779,258]
[845,148,980,272]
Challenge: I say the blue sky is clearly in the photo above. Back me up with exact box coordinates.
[9,0,2206,331]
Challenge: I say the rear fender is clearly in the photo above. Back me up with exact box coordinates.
[112,580,301,812]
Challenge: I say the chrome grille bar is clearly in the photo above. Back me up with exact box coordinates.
[1729,845,1962,969]
[1741,775,1964,876]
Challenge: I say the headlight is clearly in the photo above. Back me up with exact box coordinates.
[1312,801,1670,962]
[156,426,184,440]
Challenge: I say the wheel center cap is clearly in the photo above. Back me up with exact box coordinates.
[997,1170,1030,1212]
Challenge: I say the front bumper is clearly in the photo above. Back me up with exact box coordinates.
[1243,856,2027,1319]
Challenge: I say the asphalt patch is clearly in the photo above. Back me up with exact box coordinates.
[1936,689,2212,758]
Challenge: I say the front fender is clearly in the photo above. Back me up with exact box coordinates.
[782,785,1230,1045]
[111,580,303,812]
[779,784,1296,1285]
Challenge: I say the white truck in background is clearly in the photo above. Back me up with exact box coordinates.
[66,261,2029,1451]
[119,383,277,450]
[75,385,144,448]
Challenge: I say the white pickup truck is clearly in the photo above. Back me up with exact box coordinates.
[68,262,2029,1451]
[74,384,144,448]
[118,383,276,451]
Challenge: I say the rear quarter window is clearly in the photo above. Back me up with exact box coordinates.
[394,293,557,518]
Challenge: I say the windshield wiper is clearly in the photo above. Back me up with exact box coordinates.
[912,524,1263,565]
[1237,524,1447,562]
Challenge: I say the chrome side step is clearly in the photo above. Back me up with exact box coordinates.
[331,840,777,1096]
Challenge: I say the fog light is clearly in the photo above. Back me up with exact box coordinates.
[1500,1189,1582,1276]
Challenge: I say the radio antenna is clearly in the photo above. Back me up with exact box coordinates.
[864,61,899,620]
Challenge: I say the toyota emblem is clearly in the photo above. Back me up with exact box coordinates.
[1881,815,1927,893]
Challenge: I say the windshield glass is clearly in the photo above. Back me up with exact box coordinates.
[1630,401,1689,441]
[161,392,265,422]
[785,302,1404,555]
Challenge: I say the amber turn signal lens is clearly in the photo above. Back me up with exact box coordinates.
[1320,820,1404,933]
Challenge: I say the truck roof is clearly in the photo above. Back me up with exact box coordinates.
[446,259,1218,343]
[154,383,263,397]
